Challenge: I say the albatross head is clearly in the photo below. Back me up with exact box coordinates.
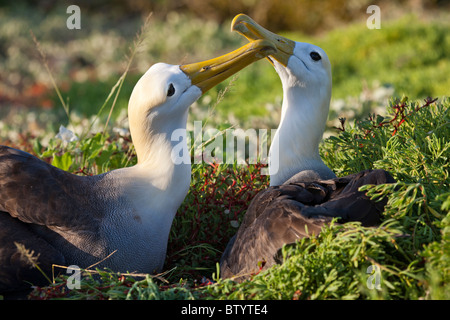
[128,39,276,166]
[231,14,335,185]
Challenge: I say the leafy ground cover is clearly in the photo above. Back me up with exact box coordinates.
[20,96,449,300]
[201,97,449,300]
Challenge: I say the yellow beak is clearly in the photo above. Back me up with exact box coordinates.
[180,39,276,93]
[231,14,295,67]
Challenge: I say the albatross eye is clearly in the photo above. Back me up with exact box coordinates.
[310,52,321,61]
[167,83,175,97]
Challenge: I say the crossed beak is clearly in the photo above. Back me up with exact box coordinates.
[180,39,276,93]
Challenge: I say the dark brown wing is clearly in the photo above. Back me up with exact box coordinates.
[0,212,66,295]
[0,145,102,229]
[220,182,333,280]
[220,169,395,281]
[300,169,396,226]
[0,145,103,295]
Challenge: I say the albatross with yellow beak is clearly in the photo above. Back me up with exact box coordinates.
[219,14,395,281]
[0,39,276,294]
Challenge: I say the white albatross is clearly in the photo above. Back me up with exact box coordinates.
[219,14,395,281]
[0,39,276,295]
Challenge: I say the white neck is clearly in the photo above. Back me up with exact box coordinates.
[120,109,191,222]
[269,65,334,186]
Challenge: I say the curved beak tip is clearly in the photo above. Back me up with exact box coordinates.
[231,13,249,32]
[232,22,248,34]
[230,13,295,67]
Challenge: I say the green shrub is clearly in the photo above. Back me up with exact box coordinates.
[202,97,449,300]
[28,97,449,300]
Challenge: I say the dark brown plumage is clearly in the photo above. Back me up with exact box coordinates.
[0,146,105,228]
[220,169,395,281]
[0,213,65,293]
[0,145,106,295]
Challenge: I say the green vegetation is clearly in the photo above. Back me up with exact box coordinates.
[26,97,449,300]
[1,7,449,133]
[0,4,448,300]
[318,16,450,100]
[202,97,449,300]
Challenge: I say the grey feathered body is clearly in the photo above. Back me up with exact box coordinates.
[0,145,171,292]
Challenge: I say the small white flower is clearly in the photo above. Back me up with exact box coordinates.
[230,220,239,228]
[113,127,130,136]
[224,209,230,214]
[55,125,78,144]
[202,95,212,105]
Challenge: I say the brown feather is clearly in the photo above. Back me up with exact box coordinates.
[220,169,395,281]
[0,212,66,293]
[0,145,110,294]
